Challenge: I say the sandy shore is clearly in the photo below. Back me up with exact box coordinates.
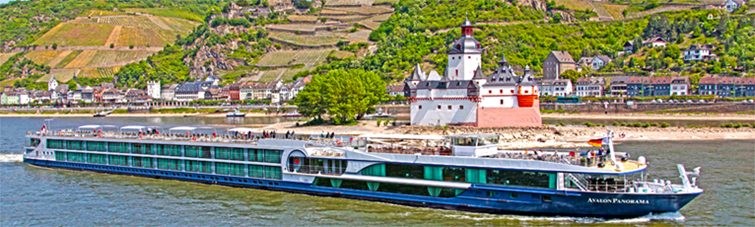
[259,121,755,149]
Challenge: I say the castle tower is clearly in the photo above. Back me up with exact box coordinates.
[446,16,482,81]
[147,81,161,99]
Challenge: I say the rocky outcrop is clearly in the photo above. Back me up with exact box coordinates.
[188,44,246,79]
[516,0,548,11]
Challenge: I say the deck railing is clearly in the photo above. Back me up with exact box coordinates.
[28,130,359,148]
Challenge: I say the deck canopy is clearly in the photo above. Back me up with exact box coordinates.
[120,125,146,132]
[168,126,197,133]
[358,134,444,140]
[77,125,102,131]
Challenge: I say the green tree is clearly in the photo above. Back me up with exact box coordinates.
[560,69,581,84]
[295,69,385,124]
[664,45,681,59]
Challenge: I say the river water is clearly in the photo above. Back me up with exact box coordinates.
[1,117,753,226]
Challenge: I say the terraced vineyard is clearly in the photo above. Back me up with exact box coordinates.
[325,0,376,6]
[602,3,629,20]
[357,14,391,30]
[81,10,128,17]
[77,67,120,78]
[324,5,393,15]
[0,53,16,65]
[256,49,332,67]
[36,71,76,83]
[269,32,344,46]
[122,8,203,22]
[70,16,197,33]
[32,23,115,46]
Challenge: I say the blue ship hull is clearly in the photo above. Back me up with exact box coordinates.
[25,159,701,218]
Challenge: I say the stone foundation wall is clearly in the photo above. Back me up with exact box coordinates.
[540,102,755,113]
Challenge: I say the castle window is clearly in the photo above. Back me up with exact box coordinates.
[468,56,471,59]
[457,44,461,49]
[500,100,504,105]
[499,89,503,94]
[460,105,464,110]
[448,105,452,110]
[476,44,480,49]
[437,105,442,110]
[488,90,492,94]
[455,70,458,77]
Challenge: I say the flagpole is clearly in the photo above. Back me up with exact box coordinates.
[607,130,622,170]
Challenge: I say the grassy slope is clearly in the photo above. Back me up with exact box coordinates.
[0,53,15,65]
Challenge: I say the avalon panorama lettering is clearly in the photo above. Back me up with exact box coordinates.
[588,198,650,204]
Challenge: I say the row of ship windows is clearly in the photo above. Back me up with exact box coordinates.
[54,152,283,179]
[419,105,466,110]
[45,140,281,163]
[360,163,557,189]
[52,162,282,186]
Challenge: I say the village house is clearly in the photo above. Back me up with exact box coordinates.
[543,50,578,80]
[540,79,573,97]
[623,41,634,54]
[699,75,755,97]
[643,37,666,48]
[683,44,717,62]
[175,81,212,101]
[609,76,630,97]
[575,77,606,97]
[161,84,179,101]
[723,0,746,13]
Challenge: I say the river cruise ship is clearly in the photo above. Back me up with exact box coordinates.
[23,125,703,218]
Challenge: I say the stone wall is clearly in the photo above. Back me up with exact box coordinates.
[540,102,755,113]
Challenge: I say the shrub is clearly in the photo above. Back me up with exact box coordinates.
[661,122,670,128]
[583,122,596,127]
[620,122,628,126]
[392,121,397,126]
[52,43,58,50]
[376,120,382,126]
[384,120,390,126]
[558,122,566,126]
[110,43,114,48]
[544,122,549,125]
[613,121,620,126]
[724,123,734,128]
[742,123,752,128]
[295,122,300,127]
[443,125,449,130]
[650,122,659,127]
[129,45,134,49]
[633,122,642,127]
[642,122,651,128]
[733,123,742,128]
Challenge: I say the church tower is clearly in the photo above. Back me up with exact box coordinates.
[446,16,482,81]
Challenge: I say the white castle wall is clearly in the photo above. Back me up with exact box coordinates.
[447,53,481,80]
[411,99,477,126]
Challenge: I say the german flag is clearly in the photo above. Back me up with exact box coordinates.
[588,138,604,147]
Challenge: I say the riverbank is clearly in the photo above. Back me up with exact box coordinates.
[0,112,277,117]
[260,121,755,149]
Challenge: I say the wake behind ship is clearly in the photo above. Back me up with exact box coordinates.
[23,125,703,218]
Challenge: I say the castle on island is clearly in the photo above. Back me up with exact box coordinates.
[403,17,541,127]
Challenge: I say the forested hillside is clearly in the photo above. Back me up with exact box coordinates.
[308,0,754,82]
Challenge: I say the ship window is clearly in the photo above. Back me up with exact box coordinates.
[418,105,422,109]
[460,105,464,110]
[448,105,452,110]
[511,89,514,93]
[500,100,504,105]
[510,193,519,199]
[499,89,503,93]
[488,90,492,94]
[468,56,471,59]
[437,105,441,110]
